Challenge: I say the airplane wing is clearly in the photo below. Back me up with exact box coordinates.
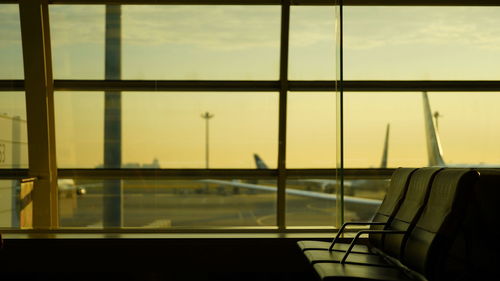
[200,179,382,206]
[297,179,353,188]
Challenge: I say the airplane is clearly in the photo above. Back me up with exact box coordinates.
[422,91,500,167]
[252,123,391,195]
[58,159,162,196]
[253,149,389,195]
[58,179,87,196]
[201,125,394,220]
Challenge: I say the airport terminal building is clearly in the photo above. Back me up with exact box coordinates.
[0,1,498,280]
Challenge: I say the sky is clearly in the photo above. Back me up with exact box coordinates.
[2,5,500,168]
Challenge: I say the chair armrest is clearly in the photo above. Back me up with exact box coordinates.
[341,230,407,264]
[329,222,388,251]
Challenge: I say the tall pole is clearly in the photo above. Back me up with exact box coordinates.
[201,112,214,169]
[103,5,122,227]
[433,111,442,131]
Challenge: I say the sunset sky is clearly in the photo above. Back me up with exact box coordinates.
[2,5,500,168]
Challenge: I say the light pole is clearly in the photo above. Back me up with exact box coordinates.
[201,112,214,169]
[433,111,442,131]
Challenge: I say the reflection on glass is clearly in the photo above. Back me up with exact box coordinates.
[344,7,500,80]
[55,92,278,168]
[0,180,18,227]
[50,5,280,80]
[58,178,277,228]
[0,4,24,79]
[287,92,336,168]
[289,6,336,80]
[0,92,28,169]
[286,175,388,227]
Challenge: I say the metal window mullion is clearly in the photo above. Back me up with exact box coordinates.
[7,80,500,92]
[335,0,344,228]
[291,0,500,5]
[42,0,500,6]
[53,80,500,92]
[54,80,281,92]
[277,1,290,231]
[47,0,282,4]
[19,0,58,229]
[0,168,395,179]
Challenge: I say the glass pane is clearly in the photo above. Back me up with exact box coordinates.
[59,178,277,228]
[50,5,280,80]
[344,7,500,80]
[286,177,336,227]
[289,6,336,80]
[345,92,500,168]
[345,92,425,168]
[286,174,388,226]
[424,92,500,166]
[343,173,388,223]
[287,92,335,168]
[55,92,278,168]
[55,92,103,168]
[0,92,28,169]
[0,180,18,227]
[50,5,105,79]
[0,4,24,79]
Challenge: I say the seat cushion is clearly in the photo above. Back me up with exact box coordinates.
[297,240,373,254]
[305,250,392,267]
[313,262,412,281]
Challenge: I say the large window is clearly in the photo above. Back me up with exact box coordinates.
[1,0,498,232]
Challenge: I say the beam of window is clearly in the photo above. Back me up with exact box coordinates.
[19,0,58,228]
[39,0,500,6]
[48,81,500,92]
[276,0,291,230]
[48,0,282,5]
[335,0,344,229]
[7,80,500,92]
[0,168,393,179]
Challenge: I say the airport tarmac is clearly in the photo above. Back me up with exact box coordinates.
[59,180,383,228]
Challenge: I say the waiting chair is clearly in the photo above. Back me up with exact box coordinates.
[312,168,479,281]
[298,168,417,254]
[304,167,442,266]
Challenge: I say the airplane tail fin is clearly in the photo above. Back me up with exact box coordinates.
[422,92,446,166]
[380,123,390,168]
[254,154,269,169]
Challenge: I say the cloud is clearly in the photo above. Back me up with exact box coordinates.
[49,5,105,46]
[49,5,280,51]
[289,7,336,47]
[0,5,22,47]
[343,7,500,51]
[9,5,500,53]
[123,6,280,50]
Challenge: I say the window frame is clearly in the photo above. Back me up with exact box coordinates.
[1,0,499,232]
